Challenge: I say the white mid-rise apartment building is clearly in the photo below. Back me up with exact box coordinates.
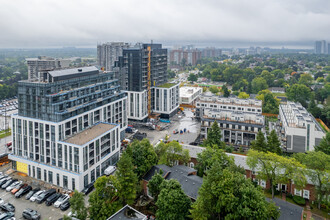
[180,87,203,105]
[279,102,325,152]
[9,66,127,191]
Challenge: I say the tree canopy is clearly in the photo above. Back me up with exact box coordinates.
[155,141,190,166]
[286,84,311,107]
[315,131,330,155]
[70,190,88,220]
[256,89,280,114]
[147,170,164,202]
[190,162,280,220]
[294,151,330,209]
[130,139,158,179]
[252,77,268,94]
[247,150,306,198]
[188,73,198,82]
[156,179,191,220]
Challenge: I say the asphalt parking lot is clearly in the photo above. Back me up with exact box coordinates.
[0,188,70,220]
[0,165,71,220]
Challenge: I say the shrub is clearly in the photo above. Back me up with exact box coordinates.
[293,195,306,205]
[225,145,234,153]
[286,193,293,199]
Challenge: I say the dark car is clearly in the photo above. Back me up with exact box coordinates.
[82,182,94,195]
[22,208,41,220]
[0,203,15,212]
[1,179,17,189]
[45,193,61,206]
[0,212,14,220]
[59,200,70,211]
[15,185,32,198]
[25,188,40,200]
[36,188,56,204]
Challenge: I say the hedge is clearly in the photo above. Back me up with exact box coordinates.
[293,195,306,205]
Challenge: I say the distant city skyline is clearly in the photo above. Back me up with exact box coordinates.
[1,0,330,48]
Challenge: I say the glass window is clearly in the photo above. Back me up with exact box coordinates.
[72,178,75,191]
[63,175,68,188]
[84,174,88,187]
[57,173,60,186]
[37,168,41,180]
[48,171,53,184]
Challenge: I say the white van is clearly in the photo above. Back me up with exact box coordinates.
[104,166,116,176]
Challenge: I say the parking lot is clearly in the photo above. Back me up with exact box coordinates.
[0,164,71,220]
[128,109,201,146]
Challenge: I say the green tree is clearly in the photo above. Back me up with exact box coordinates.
[130,139,158,179]
[298,73,313,86]
[190,162,280,220]
[286,84,311,107]
[116,151,138,205]
[156,179,191,220]
[266,130,282,155]
[188,73,198,82]
[147,170,164,202]
[195,147,237,177]
[256,90,280,114]
[261,70,275,87]
[156,141,190,166]
[294,151,330,209]
[250,131,267,152]
[70,190,88,220]
[238,91,250,99]
[251,77,268,94]
[209,85,219,94]
[221,84,230,97]
[315,132,330,155]
[203,121,225,149]
[89,176,122,220]
[247,150,306,198]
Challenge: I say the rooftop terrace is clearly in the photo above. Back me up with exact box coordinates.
[63,123,116,146]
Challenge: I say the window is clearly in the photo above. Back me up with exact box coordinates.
[303,190,310,199]
[48,171,53,184]
[37,168,41,180]
[259,180,266,188]
[44,170,47,182]
[84,174,88,187]
[57,173,60,186]
[63,175,68,189]
[72,178,76,191]
[294,189,302,196]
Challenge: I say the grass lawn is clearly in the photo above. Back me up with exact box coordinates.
[273,93,287,97]
[310,203,330,218]
[158,83,177,88]
[0,129,11,139]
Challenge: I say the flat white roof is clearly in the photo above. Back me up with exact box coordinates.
[180,87,202,97]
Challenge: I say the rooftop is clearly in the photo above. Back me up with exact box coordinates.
[180,87,203,97]
[143,165,202,200]
[107,205,147,220]
[48,66,99,78]
[63,123,116,146]
[156,83,177,88]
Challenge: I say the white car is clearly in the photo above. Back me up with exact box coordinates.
[29,190,44,202]
[0,198,4,205]
[54,194,70,208]
[6,181,21,192]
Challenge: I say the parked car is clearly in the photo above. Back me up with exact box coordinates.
[45,193,61,206]
[0,203,15,212]
[54,194,70,208]
[0,177,11,187]
[59,200,70,211]
[11,183,27,194]
[25,188,40,200]
[30,190,44,202]
[6,181,22,192]
[1,179,17,189]
[104,166,116,176]
[36,189,56,204]
[0,212,14,220]
[15,185,32,198]
[0,198,3,205]
[81,182,94,195]
[22,208,41,220]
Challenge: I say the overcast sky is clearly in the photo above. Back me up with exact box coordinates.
[1,0,330,48]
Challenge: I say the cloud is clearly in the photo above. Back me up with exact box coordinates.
[0,0,330,48]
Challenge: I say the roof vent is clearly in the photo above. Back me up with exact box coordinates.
[185,179,187,182]
[78,69,82,72]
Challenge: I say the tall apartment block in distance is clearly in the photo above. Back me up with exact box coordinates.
[26,56,72,80]
[114,43,179,121]
[196,93,264,147]
[278,102,325,153]
[314,40,328,54]
[169,47,202,66]
[97,42,130,71]
[9,66,127,191]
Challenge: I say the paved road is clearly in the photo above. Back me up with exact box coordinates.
[266,197,303,220]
